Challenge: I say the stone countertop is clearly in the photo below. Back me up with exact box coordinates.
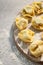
[0,0,42,65]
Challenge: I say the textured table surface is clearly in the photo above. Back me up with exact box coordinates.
[0,0,43,65]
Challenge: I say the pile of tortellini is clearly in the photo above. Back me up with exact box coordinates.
[15,2,43,58]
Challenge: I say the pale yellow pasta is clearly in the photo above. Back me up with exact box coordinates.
[16,17,28,30]
[22,5,35,16]
[29,40,43,57]
[32,2,42,15]
[18,29,35,43]
[32,2,41,10]
[21,5,35,22]
[32,15,43,30]
[24,5,35,15]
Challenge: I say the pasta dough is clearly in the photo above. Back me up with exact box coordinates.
[29,40,43,57]
[16,17,28,30]
[21,5,35,21]
[21,5,35,16]
[32,2,43,15]
[32,15,43,30]
[24,5,34,15]
[18,29,35,43]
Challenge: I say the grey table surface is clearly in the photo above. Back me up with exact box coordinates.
[0,0,43,65]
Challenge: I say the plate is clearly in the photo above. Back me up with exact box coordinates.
[13,1,43,63]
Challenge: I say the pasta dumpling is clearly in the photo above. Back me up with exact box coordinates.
[16,17,28,30]
[32,15,43,30]
[24,5,34,15]
[21,5,35,21]
[29,40,43,57]
[18,29,35,43]
[33,2,41,9]
[32,2,43,15]
[21,5,35,16]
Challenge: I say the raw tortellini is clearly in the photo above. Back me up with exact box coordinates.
[18,29,35,43]
[29,40,43,57]
[21,5,35,21]
[23,5,35,15]
[16,17,28,30]
[32,2,43,15]
[32,15,43,30]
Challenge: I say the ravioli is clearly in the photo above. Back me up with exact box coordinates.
[16,17,28,30]
[32,15,43,30]
[18,29,35,43]
[29,40,43,57]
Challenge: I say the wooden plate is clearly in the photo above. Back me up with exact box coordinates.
[13,21,43,63]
